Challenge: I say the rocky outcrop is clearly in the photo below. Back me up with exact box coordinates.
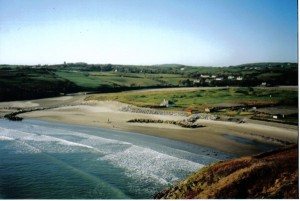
[120,105,188,116]
[2,104,78,121]
[154,145,298,199]
[127,118,205,128]
[3,113,23,121]
[120,105,218,120]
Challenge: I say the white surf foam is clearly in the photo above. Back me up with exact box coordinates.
[0,136,14,141]
[9,140,42,154]
[100,144,204,185]
[0,127,94,154]
[0,121,205,186]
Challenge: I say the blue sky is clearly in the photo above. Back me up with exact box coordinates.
[0,0,298,66]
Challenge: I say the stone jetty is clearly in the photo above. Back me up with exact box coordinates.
[127,118,205,128]
[120,105,218,120]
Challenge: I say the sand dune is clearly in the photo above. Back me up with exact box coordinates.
[13,97,297,156]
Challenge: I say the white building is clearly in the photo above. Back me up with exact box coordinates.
[160,99,175,108]
[261,82,267,86]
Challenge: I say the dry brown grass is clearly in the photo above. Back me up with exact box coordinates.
[234,99,280,106]
[155,145,298,199]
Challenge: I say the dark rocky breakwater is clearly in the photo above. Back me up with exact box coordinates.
[2,104,77,121]
[120,105,218,119]
[124,105,219,128]
[127,118,205,128]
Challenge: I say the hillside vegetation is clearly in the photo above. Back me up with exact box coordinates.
[86,87,298,124]
[154,145,298,199]
[0,62,297,101]
[86,87,298,110]
[0,68,79,101]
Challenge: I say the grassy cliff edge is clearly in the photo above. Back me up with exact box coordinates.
[154,145,298,199]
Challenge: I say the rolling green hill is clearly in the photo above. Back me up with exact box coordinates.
[0,62,297,101]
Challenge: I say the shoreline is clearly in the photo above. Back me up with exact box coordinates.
[0,96,292,156]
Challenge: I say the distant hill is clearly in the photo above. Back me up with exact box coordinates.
[0,62,297,101]
[234,62,297,68]
[154,145,298,199]
[152,64,185,68]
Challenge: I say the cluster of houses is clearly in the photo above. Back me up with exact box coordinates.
[193,74,244,84]
[158,99,289,121]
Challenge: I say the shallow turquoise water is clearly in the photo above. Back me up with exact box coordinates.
[0,119,234,199]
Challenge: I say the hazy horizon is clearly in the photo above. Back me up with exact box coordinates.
[0,61,298,68]
[0,0,298,66]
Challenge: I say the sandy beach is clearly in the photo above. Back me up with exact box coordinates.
[0,94,290,156]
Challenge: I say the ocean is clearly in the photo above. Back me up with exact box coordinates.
[0,119,235,199]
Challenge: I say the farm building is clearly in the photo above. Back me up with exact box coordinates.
[205,108,216,112]
[205,108,210,112]
[160,99,175,108]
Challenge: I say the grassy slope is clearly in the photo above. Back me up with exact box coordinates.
[86,87,298,111]
[55,71,110,88]
[1,63,297,101]
[0,69,79,101]
[154,145,298,199]
[55,71,185,88]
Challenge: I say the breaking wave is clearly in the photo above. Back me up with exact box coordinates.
[0,119,233,198]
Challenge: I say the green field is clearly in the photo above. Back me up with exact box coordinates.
[55,71,185,88]
[86,87,298,124]
[55,71,110,88]
[86,87,298,111]
[0,69,80,101]
[0,62,298,102]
